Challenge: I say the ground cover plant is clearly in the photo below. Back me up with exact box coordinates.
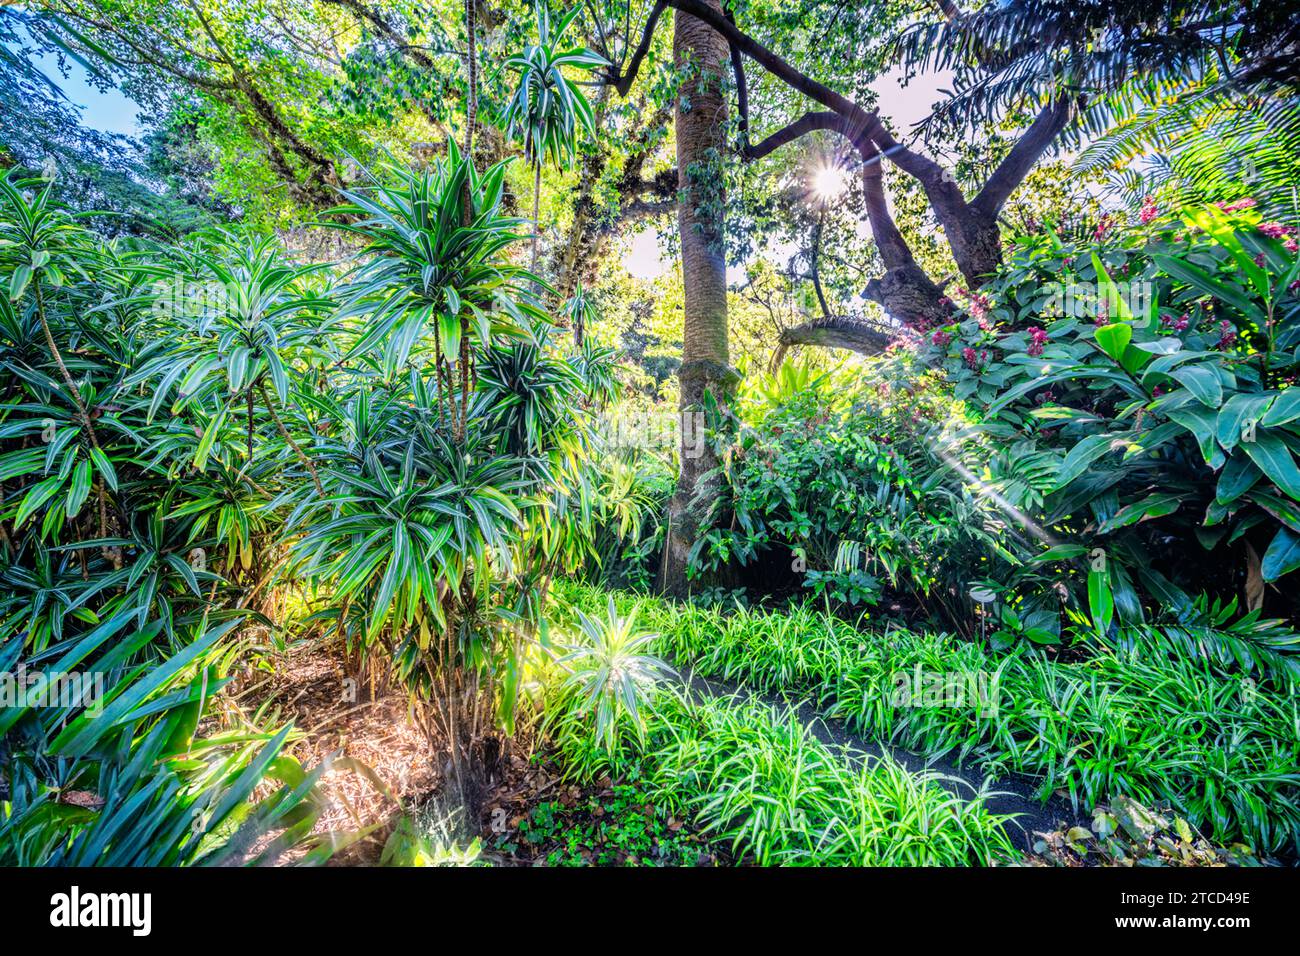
[542,672,1020,866]
[556,584,1300,855]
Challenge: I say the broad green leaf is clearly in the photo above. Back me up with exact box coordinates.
[1262,389,1300,427]
[1241,430,1300,499]
[1261,527,1300,581]
[1055,433,1117,489]
[1094,323,1132,363]
[1170,364,1223,408]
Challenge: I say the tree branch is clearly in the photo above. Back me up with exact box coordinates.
[727,35,749,151]
[745,110,876,159]
[769,314,897,371]
[858,150,919,271]
[608,1,666,95]
[971,96,1074,216]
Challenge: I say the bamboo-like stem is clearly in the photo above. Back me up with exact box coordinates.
[259,382,325,494]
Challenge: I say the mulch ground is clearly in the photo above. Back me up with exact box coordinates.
[246,640,433,864]
[250,639,720,866]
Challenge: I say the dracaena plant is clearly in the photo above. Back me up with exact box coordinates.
[329,142,547,379]
[0,615,326,866]
[0,176,119,543]
[124,231,334,484]
[0,174,332,865]
[286,146,604,815]
[500,3,607,272]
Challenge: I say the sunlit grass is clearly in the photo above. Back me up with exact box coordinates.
[546,684,1019,866]
[556,584,1300,855]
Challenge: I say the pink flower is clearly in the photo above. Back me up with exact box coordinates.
[1217,319,1237,350]
[1175,313,1190,331]
[962,347,988,371]
[1259,221,1291,240]
[1027,326,1048,357]
[1139,197,1158,224]
[1286,238,1298,254]
[1217,197,1256,212]
[1093,214,1116,241]
[931,329,952,347]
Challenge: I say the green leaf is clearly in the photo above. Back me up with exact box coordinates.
[1166,405,1223,467]
[88,445,119,492]
[1262,389,1300,427]
[15,475,64,529]
[1216,453,1261,504]
[1216,393,1275,451]
[1261,527,1300,581]
[194,407,228,471]
[1030,543,1089,564]
[1249,490,1300,532]
[1055,433,1117,489]
[1170,364,1223,408]
[1088,568,1114,635]
[176,355,221,402]
[1094,323,1132,362]
[9,263,32,300]
[1097,492,1182,533]
[65,458,92,518]
[1241,430,1300,499]
[1153,253,1266,324]
[1090,253,1133,321]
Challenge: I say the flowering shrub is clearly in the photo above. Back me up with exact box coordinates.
[914,199,1300,674]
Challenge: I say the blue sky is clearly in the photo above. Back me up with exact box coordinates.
[20,26,140,137]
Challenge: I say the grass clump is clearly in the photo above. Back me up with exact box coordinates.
[556,584,1300,855]
[544,675,1019,866]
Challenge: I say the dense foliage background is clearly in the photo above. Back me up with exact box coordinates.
[3,0,1298,867]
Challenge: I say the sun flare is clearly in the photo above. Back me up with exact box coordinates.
[812,164,849,201]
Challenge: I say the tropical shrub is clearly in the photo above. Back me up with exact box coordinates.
[0,618,325,866]
[0,143,614,863]
[696,359,1031,632]
[278,145,614,813]
[585,445,673,591]
[0,176,327,864]
[914,199,1300,670]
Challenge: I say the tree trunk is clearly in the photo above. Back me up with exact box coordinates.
[859,156,949,327]
[662,0,731,595]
